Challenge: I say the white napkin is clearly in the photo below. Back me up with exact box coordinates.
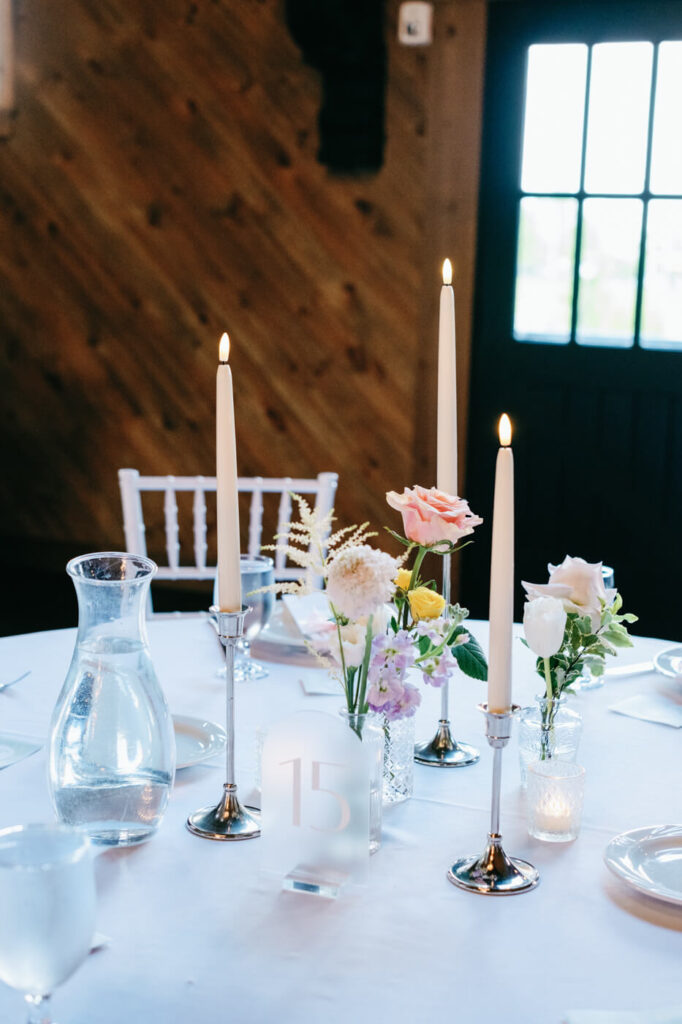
[282,592,332,639]
[609,692,682,728]
[299,674,341,697]
[0,733,42,769]
[564,1007,682,1023]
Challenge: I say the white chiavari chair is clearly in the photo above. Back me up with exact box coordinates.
[118,469,338,615]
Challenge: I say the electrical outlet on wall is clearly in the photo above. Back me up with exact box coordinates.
[398,2,433,46]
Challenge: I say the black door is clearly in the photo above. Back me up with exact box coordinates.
[464,1,682,638]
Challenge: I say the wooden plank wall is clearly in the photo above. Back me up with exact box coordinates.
[0,0,486,606]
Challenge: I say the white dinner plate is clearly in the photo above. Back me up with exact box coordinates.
[653,646,682,680]
[173,715,226,770]
[604,825,682,906]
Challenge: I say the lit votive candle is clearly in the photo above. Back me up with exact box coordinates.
[526,760,585,843]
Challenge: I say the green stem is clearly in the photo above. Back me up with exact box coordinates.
[408,546,428,592]
[330,602,352,710]
[543,657,553,701]
[356,614,374,715]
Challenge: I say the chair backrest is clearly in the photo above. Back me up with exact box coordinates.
[118,469,338,607]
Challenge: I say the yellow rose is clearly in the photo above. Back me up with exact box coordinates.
[394,568,413,592]
[408,586,446,621]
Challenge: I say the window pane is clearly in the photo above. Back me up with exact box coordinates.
[650,42,682,195]
[641,200,682,349]
[576,198,643,347]
[520,44,588,194]
[584,43,653,195]
[513,197,578,343]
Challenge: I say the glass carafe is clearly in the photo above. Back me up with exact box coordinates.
[48,553,176,846]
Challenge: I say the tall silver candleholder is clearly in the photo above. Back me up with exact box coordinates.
[447,703,539,894]
[414,553,479,767]
[187,605,261,841]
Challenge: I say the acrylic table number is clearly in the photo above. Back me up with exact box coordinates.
[261,711,371,898]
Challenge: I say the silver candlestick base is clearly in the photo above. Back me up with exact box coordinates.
[414,720,479,767]
[414,553,479,768]
[186,605,261,841]
[447,704,539,895]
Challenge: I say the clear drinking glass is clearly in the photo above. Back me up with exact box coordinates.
[573,565,615,691]
[213,555,275,680]
[0,823,96,1023]
[48,553,176,846]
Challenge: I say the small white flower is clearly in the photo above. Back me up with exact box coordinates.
[523,596,567,658]
[326,545,400,620]
[326,622,368,668]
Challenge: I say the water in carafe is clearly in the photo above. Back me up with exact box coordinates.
[48,553,176,846]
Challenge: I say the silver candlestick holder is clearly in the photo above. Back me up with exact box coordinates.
[187,605,261,841]
[447,703,539,894]
[414,553,479,768]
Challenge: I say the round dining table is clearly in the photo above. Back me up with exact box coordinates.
[0,615,680,1024]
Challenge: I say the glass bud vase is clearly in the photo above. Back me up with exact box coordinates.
[48,553,176,846]
[338,709,383,854]
[382,714,415,805]
[518,696,582,787]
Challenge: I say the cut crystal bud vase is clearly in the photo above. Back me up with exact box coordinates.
[48,553,176,846]
[518,695,582,787]
[338,709,383,854]
[382,714,415,805]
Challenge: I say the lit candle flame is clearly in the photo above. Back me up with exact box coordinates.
[442,258,452,286]
[219,332,230,363]
[498,413,512,447]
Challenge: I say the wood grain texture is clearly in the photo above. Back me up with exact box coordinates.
[0,0,485,574]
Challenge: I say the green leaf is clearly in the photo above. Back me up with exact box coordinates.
[452,633,488,680]
[602,627,633,649]
[417,635,431,657]
[384,527,414,548]
[621,613,638,623]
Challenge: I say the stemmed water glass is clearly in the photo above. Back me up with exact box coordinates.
[573,565,616,692]
[213,555,275,680]
[0,823,97,1023]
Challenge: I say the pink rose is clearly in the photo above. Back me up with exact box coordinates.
[522,555,617,632]
[386,485,483,547]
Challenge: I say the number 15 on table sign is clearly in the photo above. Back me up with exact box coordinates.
[261,711,371,897]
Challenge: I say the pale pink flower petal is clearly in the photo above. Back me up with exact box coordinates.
[386,486,482,546]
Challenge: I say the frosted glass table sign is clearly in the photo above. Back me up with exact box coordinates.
[261,711,370,898]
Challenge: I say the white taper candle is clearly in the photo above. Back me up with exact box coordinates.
[487,413,514,712]
[216,333,242,612]
[437,258,457,495]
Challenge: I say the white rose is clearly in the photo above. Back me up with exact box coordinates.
[523,596,567,658]
[522,555,615,632]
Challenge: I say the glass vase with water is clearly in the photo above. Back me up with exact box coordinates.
[48,552,176,846]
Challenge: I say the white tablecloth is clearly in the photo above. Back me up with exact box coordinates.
[0,619,680,1023]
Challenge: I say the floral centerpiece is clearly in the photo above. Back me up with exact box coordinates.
[265,488,487,720]
[378,486,488,698]
[519,555,637,770]
[262,488,487,809]
[522,555,637,697]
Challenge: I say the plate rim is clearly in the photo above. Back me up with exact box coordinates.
[604,823,682,906]
[172,714,226,770]
[653,645,682,679]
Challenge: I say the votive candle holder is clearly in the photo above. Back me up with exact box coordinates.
[526,760,585,843]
